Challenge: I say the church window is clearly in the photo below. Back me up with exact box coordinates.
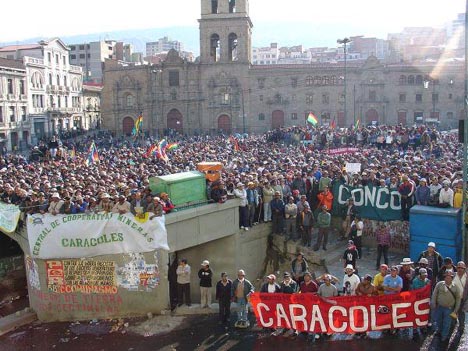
[211,0,218,14]
[229,0,236,13]
[228,33,238,61]
[210,34,221,62]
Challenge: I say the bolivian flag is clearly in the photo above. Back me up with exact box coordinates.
[307,113,318,126]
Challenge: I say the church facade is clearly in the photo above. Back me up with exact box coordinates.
[101,0,464,135]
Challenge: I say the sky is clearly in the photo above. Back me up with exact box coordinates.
[0,0,465,45]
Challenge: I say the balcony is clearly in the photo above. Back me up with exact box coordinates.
[69,65,82,73]
[24,57,44,66]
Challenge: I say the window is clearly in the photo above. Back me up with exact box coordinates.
[305,76,313,86]
[399,75,407,85]
[79,45,85,50]
[229,0,236,13]
[87,53,91,58]
[322,94,329,104]
[291,113,298,120]
[57,96,61,108]
[258,113,265,121]
[369,90,376,102]
[228,33,238,61]
[63,76,67,87]
[21,107,26,121]
[432,93,439,103]
[87,44,90,49]
[126,94,134,107]
[399,93,406,102]
[79,54,85,59]
[306,94,313,104]
[57,75,60,86]
[47,53,51,63]
[49,74,53,85]
[169,70,180,87]
[314,76,322,85]
[259,95,263,101]
[50,95,54,107]
[19,80,25,95]
[322,76,329,85]
[9,107,15,122]
[291,94,296,102]
[258,78,265,89]
[291,78,298,88]
[171,91,177,100]
[331,76,337,85]
[430,111,439,119]
[65,96,68,108]
[0,107,3,123]
[415,94,422,103]
[447,112,454,119]
[210,34,221,62]
[211,0,218,14]
[448,93,452,99]
[408,75,415,85]
[415,75,423,85]
[70,54,76,59]
[56,55,59,64]
[70,46,76,51]
[7,79,13,94]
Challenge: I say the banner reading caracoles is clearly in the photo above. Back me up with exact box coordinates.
[250,285,430,334]
[332,183,402,221]
[27,213,170,259]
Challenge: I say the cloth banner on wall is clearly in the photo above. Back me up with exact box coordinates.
[332,183,402,221]
[27,213,170,259]
[250,285,430,334]
[0,202,21,233]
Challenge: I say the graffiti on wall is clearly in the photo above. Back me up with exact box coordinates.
[26,255,41,290]
[46,260,117,294]
[116,252,160,291]
[362,219,410,254]
[31,289,122,314]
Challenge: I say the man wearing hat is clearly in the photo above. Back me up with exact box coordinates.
[342,264,360,296]
[431,270,461,343]
[437,257,457,282]
[356,274,376,296]
[112,194,131,214]
[398,258,415,292]
[278,272,298,337]
[246,182,260,227]
[415,178,430,206]
[398,175,415,221]
[231,269,254,328]
[342,240,359,273]
[284,197,298,241]
[47,193,64,215]
[262,182,275,222]
[215,272,232,327]
[417,242,443,285]
[438,180,454,208]
[412,268,430,290]
[260,274,281,293]
[233,183,249,231]
[454,261,468,331]
[415,257,433,282]
[198,260,213,308]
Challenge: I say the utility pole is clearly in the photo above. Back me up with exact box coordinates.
[337,38,351,125]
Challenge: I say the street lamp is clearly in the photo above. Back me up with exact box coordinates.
[337,38,351,126]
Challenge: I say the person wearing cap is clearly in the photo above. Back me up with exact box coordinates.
[398,258,415,292]
[373,264,388,296]
[215,272,232,327]
[356,274,376,296]
[417,242,443,285]
[176,258,191,307]
[415,257,434,282]
[231,269,254,328]
[342,264,360,296]
[270,190,285,235]
[147,197,163,218]
[438,180,454,208]
[342,240,359,273]
[97,193,114,213]
[453,261,468,332]
[415,178,430,206]
[313,205,331,251]
[398,175,415,221]
[233,183,249,231]
[437,257,457,282]
[262,182,275,222]
[260,274,281,293]
[412,268,430,290]
[383,266,403,295]
[47,193,64,215]
[279,272,298,338]
[112,195,131,214]
[198,260,213,308]
[431,270,461,343]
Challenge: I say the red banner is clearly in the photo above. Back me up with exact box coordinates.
[250,285,431,334]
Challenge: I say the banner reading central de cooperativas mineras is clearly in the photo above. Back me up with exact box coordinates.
[27,213,169,259]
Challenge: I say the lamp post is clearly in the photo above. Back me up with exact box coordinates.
[337,38,351,125]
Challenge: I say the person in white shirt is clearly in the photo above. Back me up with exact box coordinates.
[342,264,361,295]
[234,183,249,230]
[112,194,131,214]
[349,215,364,258]
[48,193,64,215]
[439,180,454,207]
[454,261,467,332]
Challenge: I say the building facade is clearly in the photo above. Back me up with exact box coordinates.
[102,0,464,136]
[0,38,84,142]
[146,37,184,57]
[0,58,28,151]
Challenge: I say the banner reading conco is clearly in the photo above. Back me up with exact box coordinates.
[332,183,402,221]
[250,285,430,334]
[27,213,170,259]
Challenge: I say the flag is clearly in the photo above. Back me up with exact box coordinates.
[157,139,169,162]
[69,146,76,160]
[307,112,318,126]
[85,141,99,166]
[330,118,336,130]
[132,113,143,136]
[166,143,179,151]
[228,136,240,151]
[355,119,360,129]
[144,144,157,158]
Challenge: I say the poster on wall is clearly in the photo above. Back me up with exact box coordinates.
[0,202,21,233]
[46,259,117,294]
[26,255,41,290]
[116,252,160,292]
[27,212,170,259]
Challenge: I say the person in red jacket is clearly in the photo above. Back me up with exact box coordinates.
[160,192,175,213]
